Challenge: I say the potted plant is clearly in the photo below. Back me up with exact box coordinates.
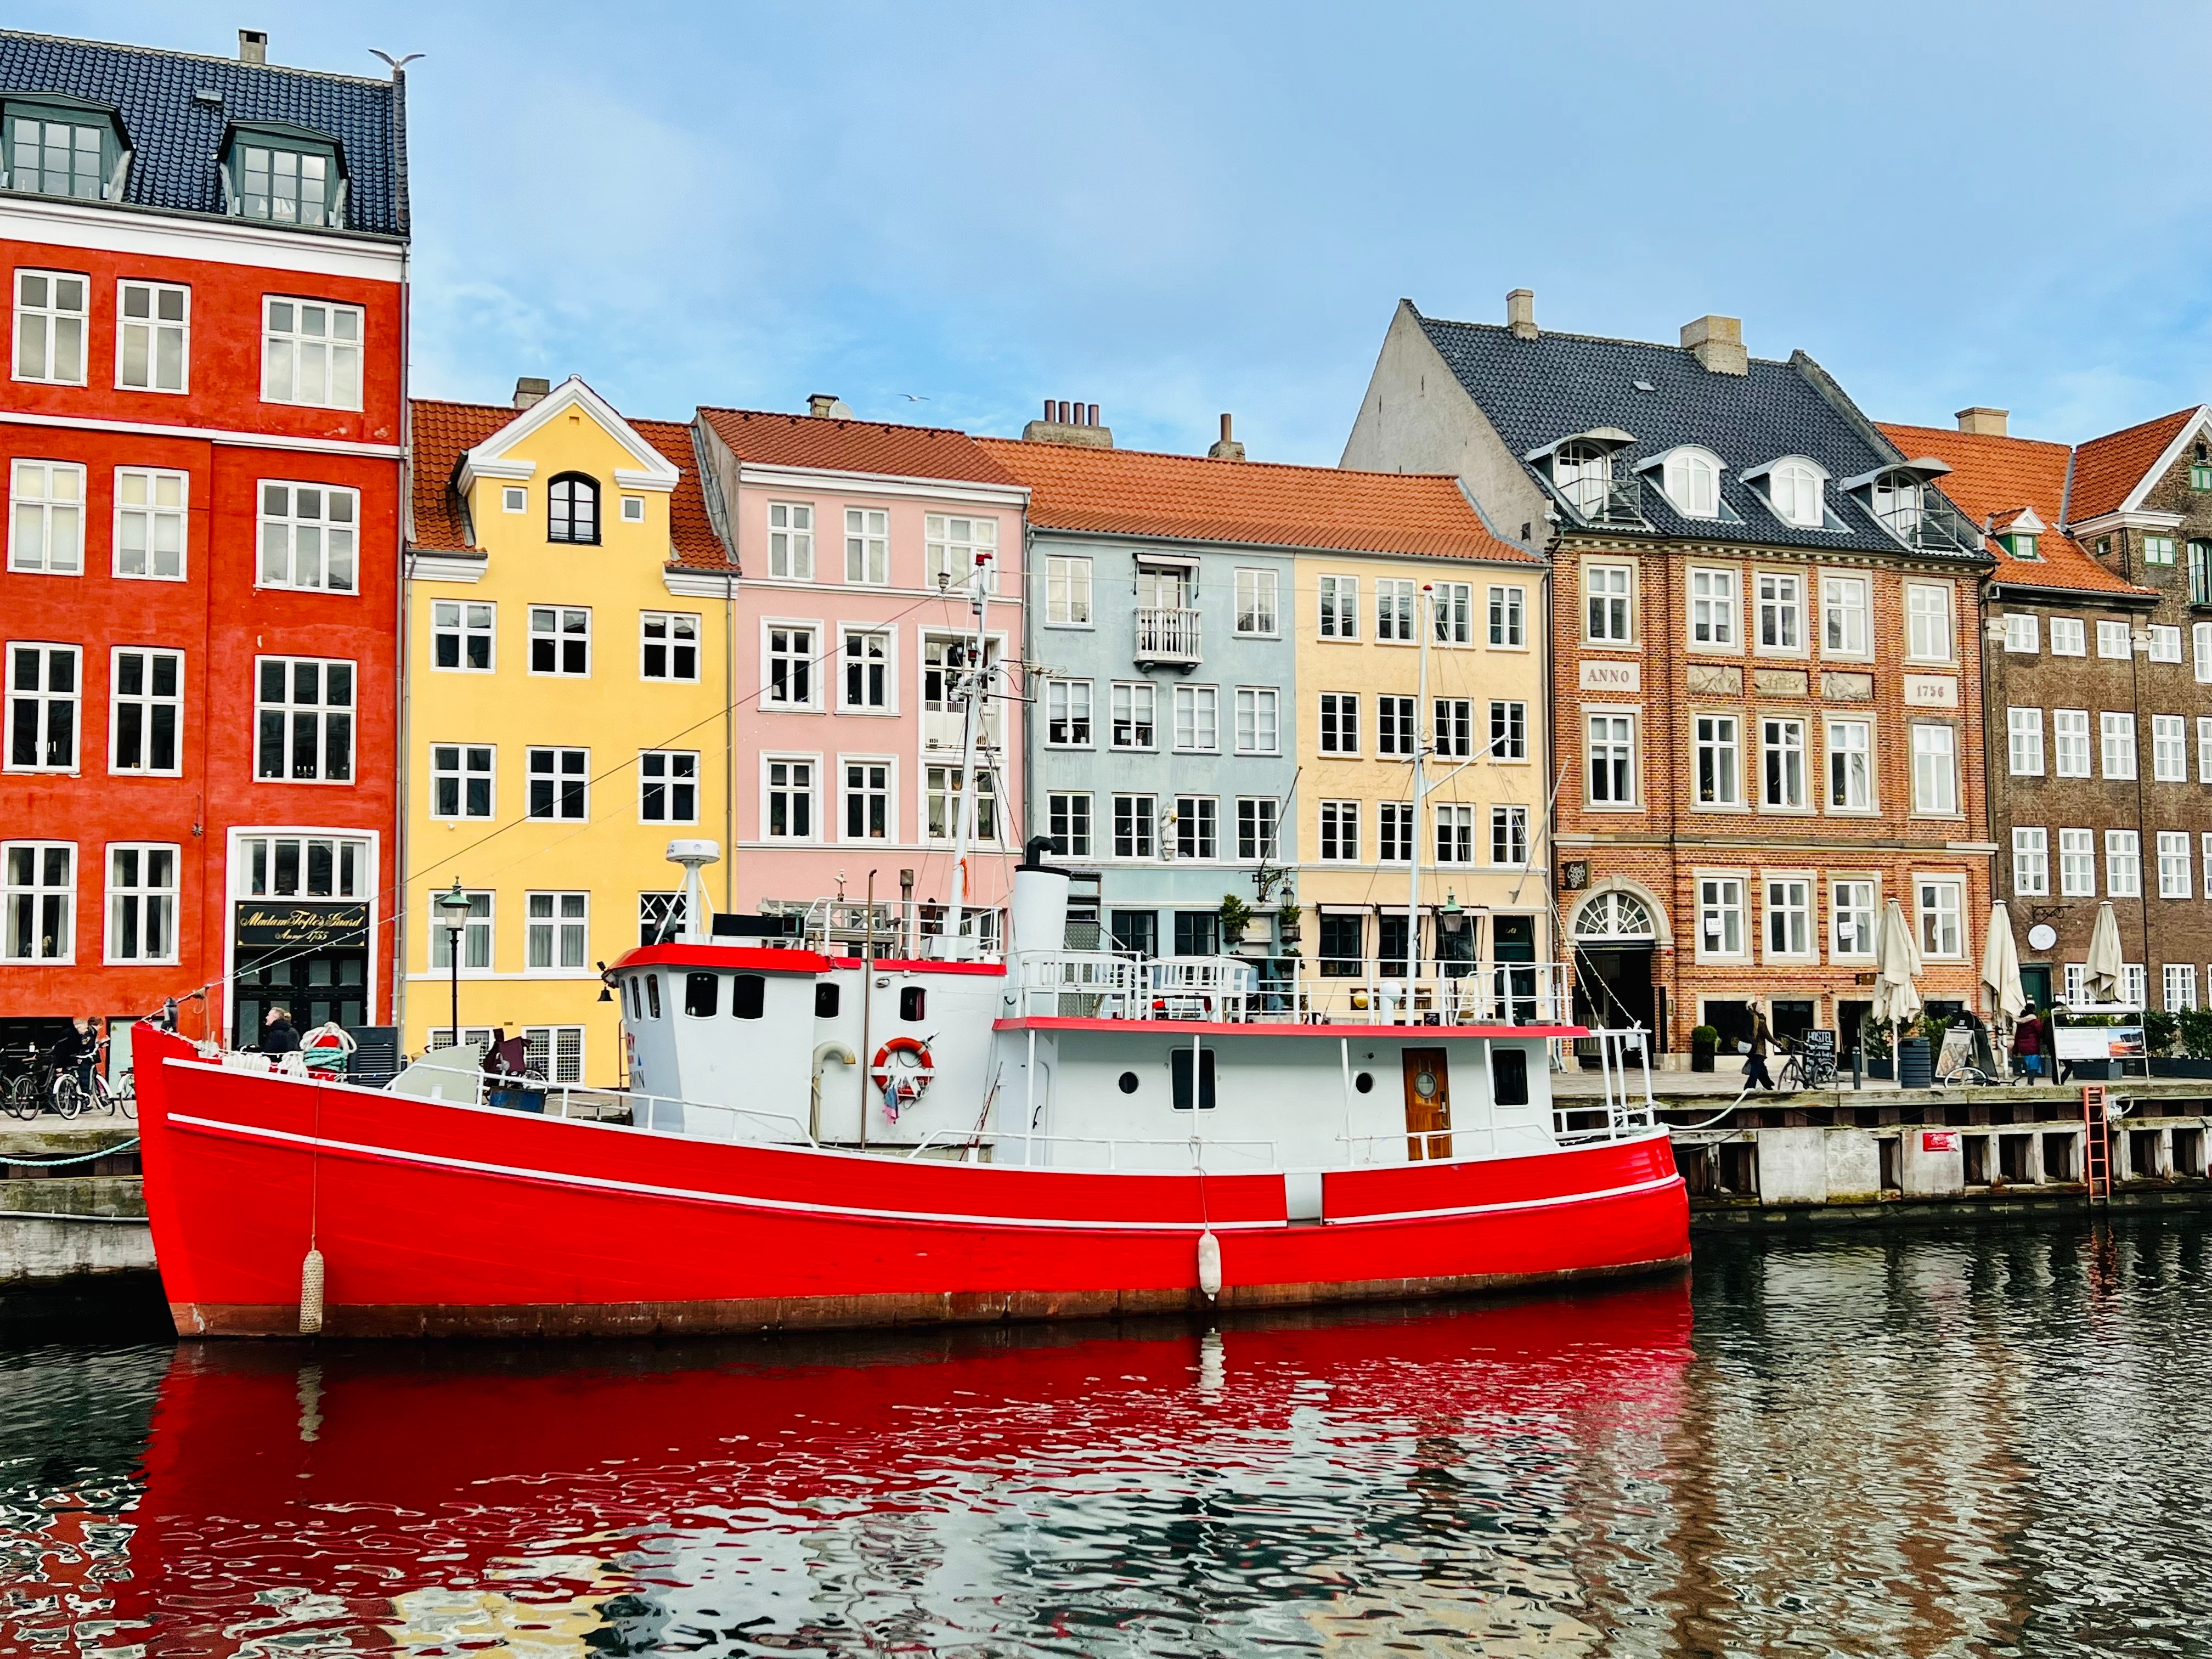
[1690,1025,1719,1073]
[1218,893,1253,949]
[1860,1017,1893,1081]
[2148,1007,2212,1077]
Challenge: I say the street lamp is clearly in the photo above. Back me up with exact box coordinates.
[436,879,473,1046]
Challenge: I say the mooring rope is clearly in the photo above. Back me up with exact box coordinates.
[1,1137,140,1167]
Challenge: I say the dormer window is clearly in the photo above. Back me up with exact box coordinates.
[1767,459,1826,528]
[223,126,345,229]
[1554,441,1612,517]
[1527,428,1639,526]
[2,99,129,202]
[1873,472,1922,534]
[1842,458,1974,554]
[2005,533,2040,561]
[1634,445,1726,520]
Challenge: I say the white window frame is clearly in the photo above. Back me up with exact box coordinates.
[1916,876,1965,960]
[1831,876,1877,961]
[924,514,998,591]
[2154,714,2189,782]
[256,479,359,594]
[2107,830,2142,898]
[1482,584,1522,648]
[639,749,699,826]
[2,840,75,963]
[1488,805,1529,867]
[1821,573,1871,658]
[1110,680,1157,751]
[1172,795,1219,862]
[2159,831,2192,900]
[115,279,189,393]
[2200,716,2212,783]
[2012,828,2050,898]
[1826,717,1874,811]
[1696,874,1748,962]
[2165,963,2199,1013]
[1689,566,1738,650]
[429,742,496,821]
[1767,458,1827,529]
[766,502,814,580]
[1587,708,1637,808]
[2007,708,2045,778]
[837,625,891,712]
[1584,562,1634,644]
[1234,686,1279,756]
[1376,693,1417,759]
[524,890,590,975]
[619,495,645,524]
[2196,622,2212,683]
[1754,571,1804,655]
[843,507,888,586]
[104,842,179,965]
[1435,803,1476,865]
[926,761,998,845]
[1236,797,1279,861]
[109,645,183,776]
[1172,684,1220,754]
[1233,567,1279,637]
[2053,709,2092,778]
[1047,790,1092,858]
[1045,677,1093,748]
[8,458,84,574]
[2,642,78,775]
[1906,583,1955,664]
[1694,713,1741,807]
[427,889,494,974]
[501,486,527,514]
[523,1025,587,1084]
[525,746,590,821]
[640,611,701,683]
[2096,619,2132,661]
[2003,612,2038,654]
[1319,692,1359,756]
[2101,711,2137,781]
[113,466,187,580]
[527,606,591,678]
[1046,555,1093,627]
[762,754,819,841]
[260,295,363,410]
[2059,828,2097,898]
[1375,579,1416,642]
[1318,799,1359,864]
[430,600,496,674]
[1762,873,1815,963]
[763,620,820,710]
[840,755,896,843]
[1661,447,1722,517]
[2050,617,2086,657]
[1911,723,1958,815]
[2151,625,2183,664]
[1376,801,1413,865]
[1318,573,1358,640]
[1761,716,1809,811]
[14,268,87,385]
[1113,793,1159,860]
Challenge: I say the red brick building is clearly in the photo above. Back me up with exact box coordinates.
[0,29,409,1057]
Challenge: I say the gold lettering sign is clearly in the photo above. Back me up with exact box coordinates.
[233,902,370,951]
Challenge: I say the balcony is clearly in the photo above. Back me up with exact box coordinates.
[1874,495,1982,556]
[1554,472,1651,531]
[1133,606,1201,665]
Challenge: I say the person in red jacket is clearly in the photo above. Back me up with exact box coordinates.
[2012,1007,2047,1081]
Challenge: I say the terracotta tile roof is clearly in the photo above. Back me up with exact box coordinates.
[975,439,1531,563]
[409,399,729,570]
[1876,422,2148,597]
[2068,407,2198,521]
[697,407,1020,486]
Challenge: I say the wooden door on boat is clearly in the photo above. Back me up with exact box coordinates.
[1402,1048,1452,1160]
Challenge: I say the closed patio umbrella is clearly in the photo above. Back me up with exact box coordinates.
[1872,898,1923,1048]
[2085,901,2125,1006]
[1982,901,2027,1034]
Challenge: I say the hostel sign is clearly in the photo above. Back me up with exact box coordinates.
[234,901,369,951]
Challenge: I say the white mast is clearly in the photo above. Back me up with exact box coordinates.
[943,549,995,957]
[1408,584,1431,994]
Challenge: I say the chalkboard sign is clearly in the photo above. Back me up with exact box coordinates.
[1798,1028,1836,1086]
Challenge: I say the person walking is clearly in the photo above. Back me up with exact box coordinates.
[2012,1006,2046,1082]
[1742,1004,1778,1092]
[261,1006,301,1056]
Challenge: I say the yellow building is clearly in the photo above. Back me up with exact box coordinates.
[1293,515,1553,1008]
[402,378,732,1083]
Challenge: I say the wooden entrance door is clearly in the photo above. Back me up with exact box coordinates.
[1402,1047,1452,1160]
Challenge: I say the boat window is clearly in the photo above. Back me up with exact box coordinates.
[1492,1046,1530,1106]
[684,972,719,1018]
[815,982,840,1018]
[1355,1071,1374,1093]
[732,975,766,1019]
[1170,1048,1216,1111]
[627,977,641,1019]
[900,986,926,1022]
[645,974,662,1020]
[1118,1070,1138,1094]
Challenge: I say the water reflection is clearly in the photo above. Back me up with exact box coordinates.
[9,1218,2212,1656]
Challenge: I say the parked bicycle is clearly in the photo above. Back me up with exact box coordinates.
[1,1037,129,1120]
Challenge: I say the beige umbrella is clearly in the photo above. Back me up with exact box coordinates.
[2085,901,2125,1005]
[1982,901,2027,1031]
[1872,898,1923,1045]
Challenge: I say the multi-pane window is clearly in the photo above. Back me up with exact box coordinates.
[2200,833,2211,900]
[2151,626,2183,664]
[2155,715,2189,782]
[2012,828,2050,897]
[924,765,996,843]
[1487,699,1526,760]
[1482,584,1520,647]
[1046,679,1092,746]
[1906,585,1954,661]
[2007,708,2044,777]
[261,298,362,409]
[431,743,495,819]
[112,467,186,580]
[529,607,590,676]
[2096,619,2131,660]
[7,115,104,200]
[2101,712,2137,780]
[924,515,998,590]
[1695,714,1740,805]
[432,601,495,672]
[1434,699,1473,758]
[2,843,73,962]
[2107,830,2143,898]
[1318,574,1358,639]
[1046,555,1092,624]
[1237,798,1278,861]
[258,482,357,592]
[2147,534,2179,566]
[1756,572,1802,651]
[1585,564,1633,641]
[1832,879,1876,958]
[1690,568,1737,647]
[1378,802,1413,864]
[1319,800,1359,862]
[1489,805,1528,866]
[1111,681,1156,749]
[640,612,699,681]
[843,760,892,841]
[1589,713,1634,804]
[428,891,493,972]
[639,751,698,823]
[2159,831,2193,899]
[116,281,188,392]
[1319,692,1359,755]
[2050,618,2086,656]
[1173,684,1219,752]
[9,459,83,573]
[1764,877,1812,958]
[766,758,815,839]
[14,270,86,383]
[1047,791,1092,857]
[1698,877,1746,958]
[768,503,813,579]
[2200,716,2212,782]
[2059,828,2097,897]
[766,625,815,707]
[6,644,78,772]
[527,747,589,820]
[105,844,177,964]
[1376,695,1416,758]
[239,834,368,899]
[110,647,181,775]
[1375,579,1415,641]
[2053,709,2092,777]
[2197,623,2212,682]
[1822,575,1869,655]
[1762,718,1807,809]
[2165,963,2199,1013]
[1234,687,1278,755]
[1114,793,1159,859]
[1234,568,1278,635]
[844,508,888,584]
[2124,963,2149,1009]
[522,1026,586,1085]
[840,628,888,709]
[1826,719,1872,809]
[1318,913,1363,977]
[1911,724,1957,813]
[1436,804,1476,864]
[638,891,686,946]
[2004,612,2039,654]
[1917,879,1963,958]
[525,893,589,973]
[237,142,333,224]
[1173,796,1218,861]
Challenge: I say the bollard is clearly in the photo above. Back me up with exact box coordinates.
[1853,1047,1863,1092]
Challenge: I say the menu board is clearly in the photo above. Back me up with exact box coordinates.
[1798,1029,1836,1086]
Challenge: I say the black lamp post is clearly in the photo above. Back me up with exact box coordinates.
[436,879,473,1045]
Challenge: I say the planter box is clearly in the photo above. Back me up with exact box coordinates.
[2148,1057,2212,1079]
[1865,1056,1894,1080]
[1690,1047,1716,1073]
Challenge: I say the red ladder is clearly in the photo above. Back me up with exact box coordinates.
[2082,1085,2113,1201]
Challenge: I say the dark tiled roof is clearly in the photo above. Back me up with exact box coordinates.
[1414,307,1976,559]
[0,29,407,236]
[698,407,1020,486]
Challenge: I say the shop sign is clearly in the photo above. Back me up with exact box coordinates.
[1921,1130,1960,1153]
[1560,860,1590,891]
[234,901,369,951]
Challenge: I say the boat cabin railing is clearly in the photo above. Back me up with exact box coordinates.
[1551,1028,1659,1144]
[903,1125,1279,1170]
[763,896,1009,961]
[1014,952,1570,1026]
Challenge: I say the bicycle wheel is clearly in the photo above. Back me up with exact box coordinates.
[52,1075,84,1120]
[4,1074,36,1120]
[115,1076,137,1120]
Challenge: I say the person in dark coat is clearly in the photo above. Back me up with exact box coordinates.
[1742,1005,1778,1092]
[2013,1007,2047,1081]
[51,1016,98,1095]
[261,1006,301,1055]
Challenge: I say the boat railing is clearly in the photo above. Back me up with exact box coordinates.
[1251,962,1571,1026]
[1551,1026,1660,1144]
[904,1125,1279,1170]
[537,1082,819,1147]
[768,896,1009,961]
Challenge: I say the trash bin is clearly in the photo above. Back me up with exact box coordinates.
[1897,1037,1933,1090]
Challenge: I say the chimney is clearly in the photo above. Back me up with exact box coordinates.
[1506,287,1537,341]
[1956,406,2009,438]
[1207,413,1245,461]
[238,29,268,64]
[511,376,550,410]
[808,393,837,417]
[1681,314,1746,375]
[1022,397,1114,449]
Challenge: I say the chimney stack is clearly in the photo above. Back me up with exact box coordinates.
[1681,314,1747,375]
[511,376,550,410]
[1956,406,2009,438]
[238,29,268,64]
[1207,413,1246,461]
[1022,397,1113,448]
[1506,288,1537,341]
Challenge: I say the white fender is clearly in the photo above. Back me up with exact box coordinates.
[1195,1229,1223,1300]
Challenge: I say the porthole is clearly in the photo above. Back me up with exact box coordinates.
[1355,1071,1374,1094]
[1118,1071,1139,1094]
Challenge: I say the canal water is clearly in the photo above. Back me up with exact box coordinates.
[7,1217,2212,1657]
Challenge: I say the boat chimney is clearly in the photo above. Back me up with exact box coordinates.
[664,839,721,944]
[1011,836,1070,955]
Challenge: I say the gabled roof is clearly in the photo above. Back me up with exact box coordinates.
[0,29,407,236]
[2068,407,2204,521]
[978,438,1530,563]
[1412,304,1977,558]
[409,397,727,571]
[697,407,1019,487]
[1876,422,2148,597]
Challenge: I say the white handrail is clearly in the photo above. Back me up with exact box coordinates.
[904,1125,1279,1169]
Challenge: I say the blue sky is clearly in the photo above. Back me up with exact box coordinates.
[27,2,2212,461]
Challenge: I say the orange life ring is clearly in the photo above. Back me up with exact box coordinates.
[870,1036,934,1101]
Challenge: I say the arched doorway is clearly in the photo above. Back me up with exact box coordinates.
[1571,889,1659,1047]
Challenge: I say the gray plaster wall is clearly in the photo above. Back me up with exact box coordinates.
[0,1216,154,1283]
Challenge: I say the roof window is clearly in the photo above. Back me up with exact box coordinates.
[1743,456,1831,529]
[1526,427,1643,527]
[2005,533,2040,561]
[2,99,129,202]
[1633,445,1734,521]
[223,124,346,228]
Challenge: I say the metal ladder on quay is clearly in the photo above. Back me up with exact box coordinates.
[2081,1085,2113,1203]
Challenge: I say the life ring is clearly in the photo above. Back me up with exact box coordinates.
[870,1036,934,1114]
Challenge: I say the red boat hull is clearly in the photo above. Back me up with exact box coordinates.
[134,1031,1689,1337]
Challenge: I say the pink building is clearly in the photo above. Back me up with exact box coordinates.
[693,404,1029,945]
